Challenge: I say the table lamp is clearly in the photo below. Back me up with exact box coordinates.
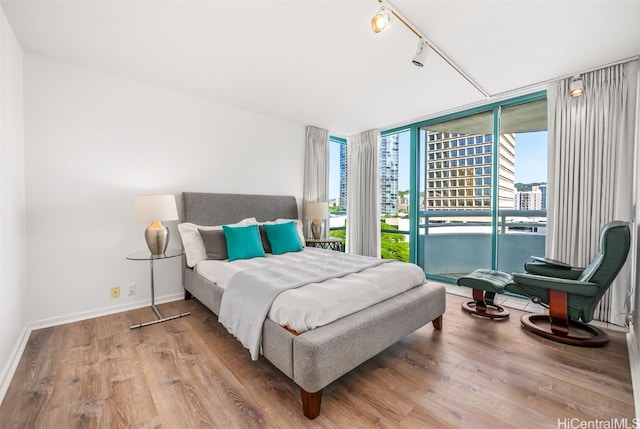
[134,194,179,255]
[305,202,329,239]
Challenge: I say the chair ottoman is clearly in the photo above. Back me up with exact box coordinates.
[457,269,514,319]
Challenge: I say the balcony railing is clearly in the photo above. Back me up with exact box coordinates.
[330,209,546,281]
[418,209,546,281]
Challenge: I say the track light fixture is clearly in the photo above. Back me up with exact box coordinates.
[369,0,490,98]
[570,76,584,97]
[371,3,392,33]
[412,39,429,67]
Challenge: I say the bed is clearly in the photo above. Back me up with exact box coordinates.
[181,192,446,419]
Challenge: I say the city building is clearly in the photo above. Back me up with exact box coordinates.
[425,132,516,210]
[380,134,399,215]
[539,183,547,210]
[339,143,348,210]
[515,185,544,210]
[339,131,516,215]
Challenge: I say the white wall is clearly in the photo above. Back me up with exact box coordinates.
[633,67,640,416]
[23,55,305,325]
[0,8,26,397]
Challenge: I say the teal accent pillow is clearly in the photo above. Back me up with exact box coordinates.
[222,224,266,261]
[263,221,303,255]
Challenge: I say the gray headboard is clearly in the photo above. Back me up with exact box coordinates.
[182,192,299,225]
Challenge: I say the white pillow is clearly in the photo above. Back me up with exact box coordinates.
[178,217,257,267]
[263,219,306,247]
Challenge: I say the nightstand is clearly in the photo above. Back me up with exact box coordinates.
[305,237,344,252]
[126,248,190,329]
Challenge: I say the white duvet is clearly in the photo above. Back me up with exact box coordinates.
[195,247,426,333]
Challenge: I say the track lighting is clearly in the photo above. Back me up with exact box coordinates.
[570,76,584,97]
[369,0,490,98]
[412,39,429,67]
[371,3,392,33]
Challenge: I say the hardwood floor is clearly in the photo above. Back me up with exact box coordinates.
[1,293,634,428]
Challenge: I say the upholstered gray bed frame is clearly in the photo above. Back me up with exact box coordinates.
[182,192,446,419]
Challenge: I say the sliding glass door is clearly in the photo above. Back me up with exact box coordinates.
[418,111,495,280]
[496,99,547,273]
[327,92,550,279]
[407,93,547,281]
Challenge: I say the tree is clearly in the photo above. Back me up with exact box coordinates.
[329,221,409,263]
[380,221,409,262]
[329,228,346,248]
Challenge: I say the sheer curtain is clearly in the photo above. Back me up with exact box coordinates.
[346,129,381,257]
[547,61,638,325]
[303,126,329,238]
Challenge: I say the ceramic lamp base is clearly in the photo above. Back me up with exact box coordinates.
[311,219,324,239]
[145,220,169,255]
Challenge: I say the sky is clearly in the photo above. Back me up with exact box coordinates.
[328,130,548,200]
[513,131,548,183]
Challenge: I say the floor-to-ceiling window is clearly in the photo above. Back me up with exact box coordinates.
[328,136,347,245]
[418,110,496,277]
[328,93,547,275]
[380,130,411,262]
[376,92,547,281]
[496,99,547,273]
[415,94,547,281]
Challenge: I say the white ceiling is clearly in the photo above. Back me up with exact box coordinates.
[2,0,639,135]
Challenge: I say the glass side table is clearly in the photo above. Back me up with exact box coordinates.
[126,248,190,329]
[305,237,344,252]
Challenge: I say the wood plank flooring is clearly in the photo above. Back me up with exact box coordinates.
[1,292,634,428]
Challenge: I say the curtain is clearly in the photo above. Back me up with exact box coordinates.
[303,126,329,238]
[547,61,638,325]
[347,129,381,257]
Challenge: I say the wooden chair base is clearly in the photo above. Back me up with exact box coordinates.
[520,314,609,347]
[462,301,510,319]
[461,289,510,319]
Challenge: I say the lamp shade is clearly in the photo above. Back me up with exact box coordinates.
[134,194,179,222]
[305,202,329,220]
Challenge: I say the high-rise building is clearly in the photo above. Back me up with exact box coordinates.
[515,187,543,210]
[339,131,517,214]
[424,132,516,210]
[538,184,547,210]
[514,184,545,210]
[380,134,399,215]
[339,143,348,210]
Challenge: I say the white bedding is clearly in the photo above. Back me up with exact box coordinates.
[195,247,426,333]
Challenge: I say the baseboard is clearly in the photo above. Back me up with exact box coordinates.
[626,322,640,418]
[0,292,184,405]
[27,292,184,330]
[0,324,31,404]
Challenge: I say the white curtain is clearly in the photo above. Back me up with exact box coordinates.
[303,126,329,238]
[347,129,381,257]
[547,61,638,325]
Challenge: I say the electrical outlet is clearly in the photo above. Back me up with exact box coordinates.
[128,283,136,296]
[110,286,120,299]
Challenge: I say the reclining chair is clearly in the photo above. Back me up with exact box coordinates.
[458,221,630,347]
[507,221,630,346]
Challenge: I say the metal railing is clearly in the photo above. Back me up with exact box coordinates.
[330,209,547,279]
[419,209,547,233]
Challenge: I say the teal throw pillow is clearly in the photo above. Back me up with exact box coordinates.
[263,221,303,255]
[222,224,266,261]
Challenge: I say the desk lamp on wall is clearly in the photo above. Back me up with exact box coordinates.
[134,194,179,255]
